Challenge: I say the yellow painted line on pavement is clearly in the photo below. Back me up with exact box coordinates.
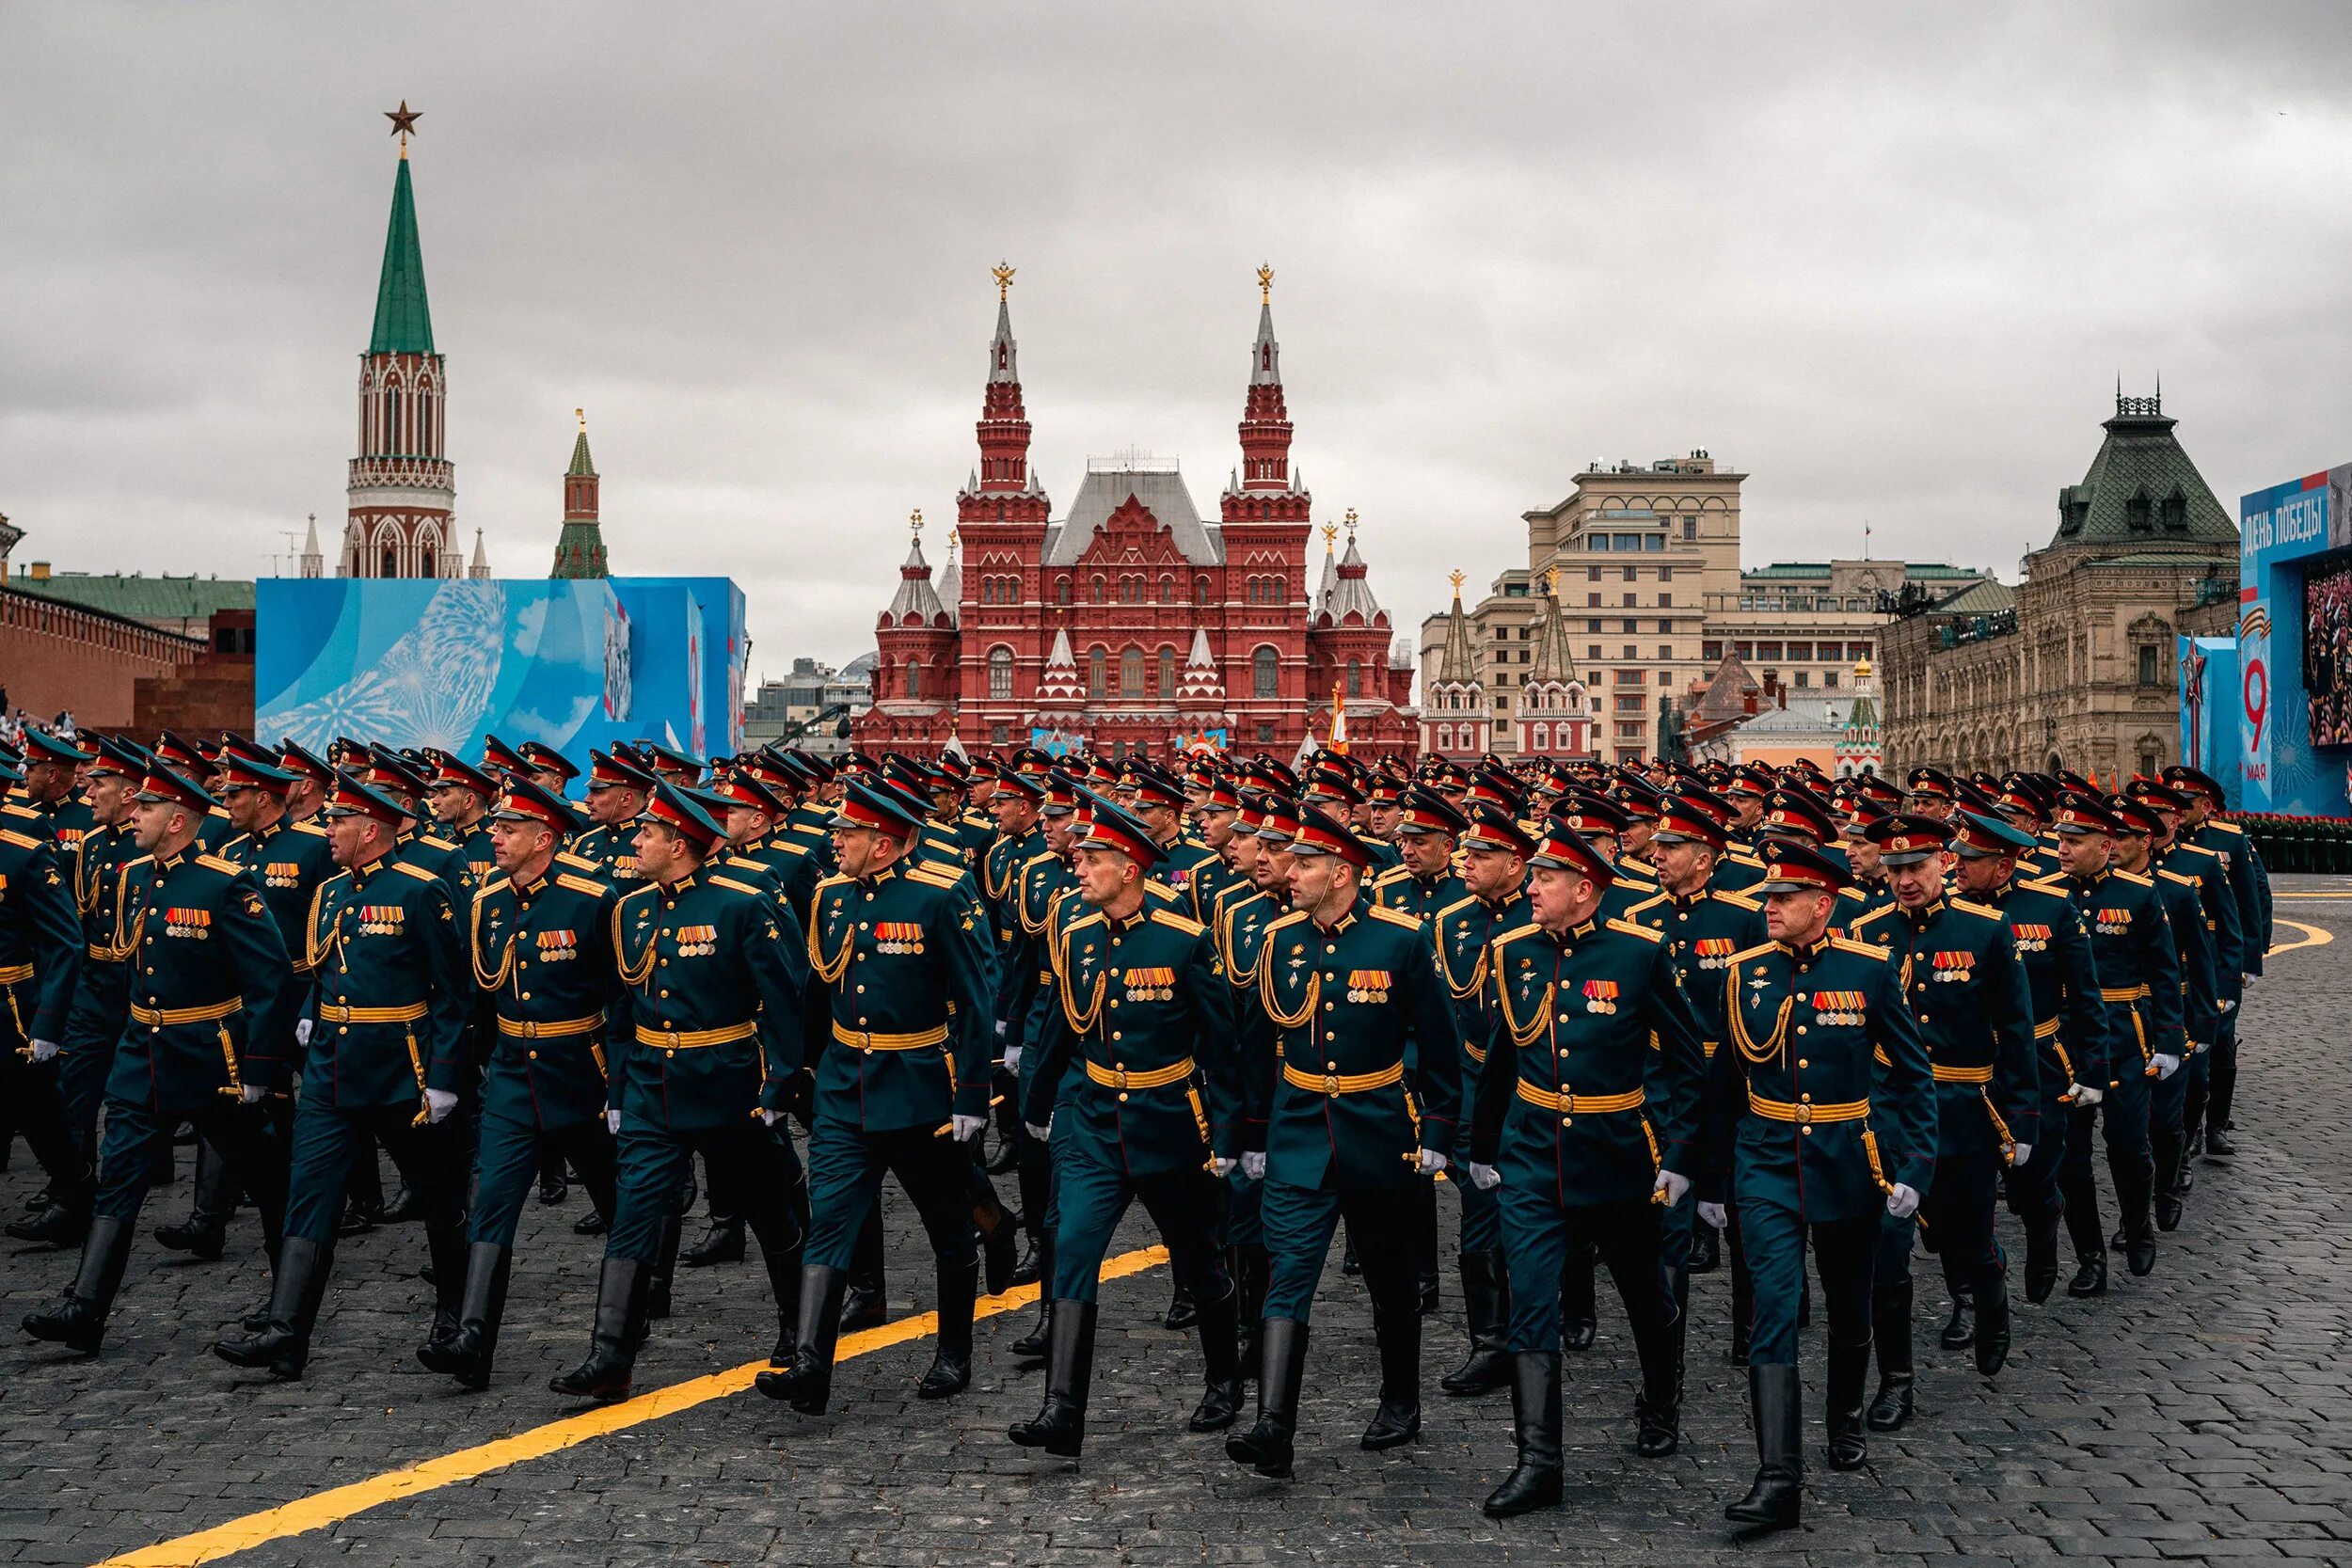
[2266,918,2332,955]
[100,1245,1170,1568]
[2276,892,2352,899]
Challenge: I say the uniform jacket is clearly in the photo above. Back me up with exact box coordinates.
[2068,866,2185,1079]
[107,847,294,1114]
[0,815,82,1047]
[296,853,469,1108]
[1850,895,2039,1161]
[1989,875,2110,1097]
[2149,862,2221,1049]
[471,852,623,1131]
[65,821,141,1050]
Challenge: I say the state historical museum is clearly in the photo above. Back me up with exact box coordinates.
[851,269,1416,762]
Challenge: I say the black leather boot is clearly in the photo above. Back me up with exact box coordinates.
[153,1140,232,1259]
[1236,1243,1269,1378]
[2152,1127,2185,1231]
[2115,1158,2158,1276]
[1974,1267,2011,1377]
[1826,1331,1870,1471]
[23,1215,135,1354]
[764,1234,804,1368]
[1360,1303,1422,1449]
[842,1211,886,1330]
[536,1152,568,1207]
[1483,1351,1563,1516]
[681,1214,744,1267]
[1866,1279,1915,1431]
[1226,1318,1308,1478]
[1012,1297,1054,1361]
[378,1183,421,1225]
[417,1242,511,1390]
[1560,1242,1597,1352]
[644,1209,682,1325]
[1410,1178,1440,1314]
[422,1222,470,1351]
[213,1236,332,1379]
[7,1179,90,1248]
[1163,1284,1198,1330]
[977,1191,1019,1298]
[2205,1123,2236,1157]
[1008,1300,1095,1458]
[1189,1278,1245,1431]
[547,1257,648,1401]
[572,1208,607,1236]
[1632,1302,1682,1458]
[1690,1217,1722,1274]
[1724,1363,1803,1529]
[1440,1249,1512,1397]
[2024,1207,2061,1305]
[2069,1248,2108,1297]
[916,1259,978,1399]
[755,1264,847,1414]
[1009,1233,1041,1289]
[1938,1281,1975,1350]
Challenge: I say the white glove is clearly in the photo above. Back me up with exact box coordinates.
[1885,1182,1921,1220]
[1003,1045,1023,1076]
[2148,1053,2182,1081]
[759,1108,784,1126]
[1653,1169,1691,1208]
[294,1019,313,1048]
[2189,1039,2209,1054]
[2218,999,2235,1014]
[1417,1148,1448,1176]
[1209,1156,1238,1179]
[994,1019,1009,1037]
[27,1038,59,1063]
[2068,1082,2103,1107]
[1240,1150,1267,1181]
[239,1085,264,1104]
[951,1113,986,1143]
[605,1108,621,1134]
[1698,1201,1728,1229]
[2242,972,2258,988]
[1025,1119,1052,1142]
[1466,1162,1502,1191]
[2008,1140,2033,1169]
[424,1087,459,1124]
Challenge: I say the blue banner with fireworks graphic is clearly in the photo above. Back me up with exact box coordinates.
[255,577,744,771]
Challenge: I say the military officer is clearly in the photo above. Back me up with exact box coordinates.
[758,780,993,1416]
[2051,795,2182,1290]
[518,740,580,801]
[23,764,294,1357]
[2106,795,2218,1236]
[1468,823,1708,1517]
[2132,777,2242,1225]
[18,728,96,855]
[1714,842,1936,1531]
[1224,805,1462,1481]
[1848,815,2037,1436]
[0,757,90,1243]
[981,766,1048,1197]
[548,784,810,1402]
[427,754,501,888]
[570,749,656,889]
[1371,787,1467,920]
[1003,774,1084,1358]
[1428,803,1536,1398]
[2164,764,2269,1158]
[419,780,624,1390]
[1129,763,1229,926]
[1008,801,1246,1457]
[46,739,148,1202]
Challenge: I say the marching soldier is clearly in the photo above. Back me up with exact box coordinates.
[1004,775,1083,1358]
[2133,776,2242,1224]
[213,772,471,1379]
[758,781,993,1415]
[1468,823,1708,1517]
[419,780,623,1390]
[0,757,89,1243]
[23,765,293,1357]
[1008,801,1246,1457]
[1224,805,1462,1481]
[2164,764,2270,1158]
[548,784,809,1401]
[1848,814,2037,1437]
[1715,842,1935,1531]
[427,754,501,887]
[2106,796,2217,1237]
[570,750,656,888]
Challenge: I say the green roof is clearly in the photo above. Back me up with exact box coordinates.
[14,574,254,621]
[368,155,436,356]
[1741,561,1982,580]
[1928,578,2015,615]
[2051,395,2235,549]
[567,425,596,478]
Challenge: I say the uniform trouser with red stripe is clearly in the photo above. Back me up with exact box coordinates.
[469,1112,617,1249]
[92,1095,285,1253]
[1739,1199,1874,1367]
[1497,1186,1673,1353]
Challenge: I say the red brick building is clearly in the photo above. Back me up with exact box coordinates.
[852,272,1416,763]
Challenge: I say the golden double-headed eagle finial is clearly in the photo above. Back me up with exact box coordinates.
[910,508,924,535]
[1449,569,1467,595]
[1546,565,1562,596]
[1257,263,1275,304]
[1321,522,1338,552]
[992,262,1016,301]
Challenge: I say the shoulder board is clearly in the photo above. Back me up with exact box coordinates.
[196,852,243,875]
[1434,893,1484,924]
[1711,889,1763,911]
[554,850,603,872]
[1492,923,1545,952]
[1729,938,1779,964]
[617,882,660,907]
[1021,849,1057,870]
[1830,935,1890,960]
[1605,916,1662,943]
[1062,909,1107,938]
[708,874,765,897]
[2157,868,2197,887]
[1368,904,1422,930]
[1623,891,1669,918]
[1263,909,1311,939]
[389,861,438,882]
[0,802,40,822]
[813,873,854,895]
[1849,904,1899,934]
[1728,849,1765,867]
[2019,876,2069,895]
[292,819,329,839]
[1950,897,2003,919]
[769,838,810,858]
[0,828,40,850]
[1150,908,1207,937]
[420,833,458,851]
[123,853,154,873]
[555,872,609,897]
[1370,863,1412,887]
[2211,819,2245,834]
[906,866,961,889]
[476,875,513,899]
[2113,869,2153,887]
[1142,877,1178,900]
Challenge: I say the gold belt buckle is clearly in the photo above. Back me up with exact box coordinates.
[1794,1102,1815,1126]
[1112,1067,1130,1090]
[1324,1073,1341,1095]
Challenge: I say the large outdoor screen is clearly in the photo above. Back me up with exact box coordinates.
[2303,559,2352,746]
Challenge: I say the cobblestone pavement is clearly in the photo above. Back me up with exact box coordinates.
[5,880,2350,1567]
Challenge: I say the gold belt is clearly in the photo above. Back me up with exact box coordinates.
[129,997,243,1026]
[1083,1056,1195,1091]
[2032,1018,2061,1039]
[638,1020,759,1049]
[1747,1090,1869,1125]
[1515,1082,1645,1115]
[0,963,34,985]
[830,1021,949,1052]
[498,1013,604,1039]
[2099,986,2150,1003]
[317,1002,429,1023]
[1282,1060,1406,1097]
[1931,1063,1994,1085]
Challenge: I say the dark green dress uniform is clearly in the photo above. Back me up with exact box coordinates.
[2146,858,2220,1226]
[1434,889,1534,1259]
[1848,892,2037,1406]
[1372,861,1466,920]
[1152,832,1231,926]
[569,822,646,890]
[24,835,294,1357]
[0,813,89,1219]
[2058,864,2181,1278]
[58,819,143,1158]
[1471,911,1708,1443]
[1214,879,1283,1293]
[2179,806,2265,1147]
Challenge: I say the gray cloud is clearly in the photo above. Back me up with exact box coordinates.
[6,3,2351,678]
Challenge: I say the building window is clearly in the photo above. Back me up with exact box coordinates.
[2139,740,2161,776]
[2127,491,2153,531]
[1588,644,1601,659]
[1587,618,1602,633]
[1657,670,1672,686]
[1795,671,1810,689]
[1346,658,1362,698]
[1057,576,1071,606]
[1120,646,1146,697]
[991,723,1010,746]
[1253,645,1279,698]
[1622,645,1637,659]
[1197,575,1212,605]
[1161,576,1176,603]
[905,660,923,699]
[1530,722,1549,752]
[988,646,1014,700]
[380,546,397,578]
[1657,644,1673,659]
[1682,518,1698,541]
[1159,645,1177,698]
[1825,671,1840,689]
[1588,535,1610,552]
[2138,644,2159,687]
[1437,723,1454,752]
[1586,565,1601,582]
[1658,566,1673,582]
[1658,593,1671,608]
[1088,646,1107,700]
[1788,642,1812,661]
[1586,593,1601,608]
[1703,640,1723,661]
[1756,643,1782,661]
[1256,721,1276,742]
[1091,576,1105,604]
[1122,577,1143,604]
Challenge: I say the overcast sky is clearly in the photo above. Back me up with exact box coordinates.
[8,4,2352,680]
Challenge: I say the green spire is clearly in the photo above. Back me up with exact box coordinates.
[567,421,596,478]
[368,154,436,356]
